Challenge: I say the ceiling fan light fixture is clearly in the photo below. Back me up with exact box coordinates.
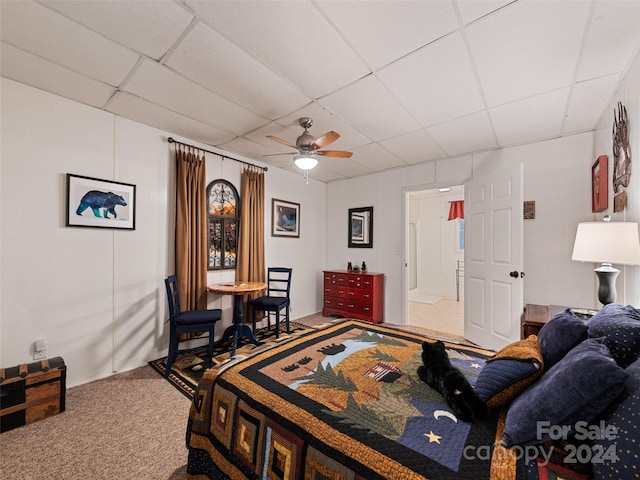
[294,154,318,170]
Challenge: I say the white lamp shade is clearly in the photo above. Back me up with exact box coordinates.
[294,155,318,170]
[572,222,640,265]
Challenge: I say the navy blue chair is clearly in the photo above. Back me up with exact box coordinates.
[164,275,222,377]
[250,267,292,339]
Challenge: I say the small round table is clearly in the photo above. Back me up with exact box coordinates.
[207,281,267,357]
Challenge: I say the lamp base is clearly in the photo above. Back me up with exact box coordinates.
[594,263,620,305]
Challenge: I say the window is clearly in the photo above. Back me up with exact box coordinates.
[207,179,239,270]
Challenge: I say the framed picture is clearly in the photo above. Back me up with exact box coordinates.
[66,173,136,229]
[272,198,300,238]
[348,206,373,248]
[591,155,608,213]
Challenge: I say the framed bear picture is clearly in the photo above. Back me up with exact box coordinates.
[66,173,136,230]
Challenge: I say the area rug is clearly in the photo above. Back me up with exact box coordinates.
[149,322,311,399]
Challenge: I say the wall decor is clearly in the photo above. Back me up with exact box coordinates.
[591,155,608,213]
[272,198,300,238]
[348,206,373,248]
[66,173,136,229]
[207,179,239,270]
[614,191,627,213]
[523,201,536,220]
[612,102,631,194]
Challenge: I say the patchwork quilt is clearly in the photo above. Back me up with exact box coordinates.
[186,319,525,479]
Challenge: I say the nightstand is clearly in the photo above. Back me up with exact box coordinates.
[522,304,597,338]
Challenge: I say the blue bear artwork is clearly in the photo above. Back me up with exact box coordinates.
[76,190,127,219]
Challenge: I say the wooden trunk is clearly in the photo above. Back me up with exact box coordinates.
[0,357,66,433]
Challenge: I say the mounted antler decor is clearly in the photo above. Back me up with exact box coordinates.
[612,102,631,212]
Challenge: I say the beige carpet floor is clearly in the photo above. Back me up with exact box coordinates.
[0,313,469,479]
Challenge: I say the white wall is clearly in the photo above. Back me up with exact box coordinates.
[327,132,598,325]
[0,78,327,387]
[594,49,640,307]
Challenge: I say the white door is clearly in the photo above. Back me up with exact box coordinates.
[464,165,524,351]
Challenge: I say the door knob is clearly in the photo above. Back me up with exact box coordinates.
[510,271,519,278]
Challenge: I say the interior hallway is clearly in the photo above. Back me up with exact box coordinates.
[408,298,464,339]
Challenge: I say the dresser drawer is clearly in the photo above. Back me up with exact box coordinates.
[324,285,347,298]
[346,288,374,302]
[324,272,347,286]
[344,300,373,317]
[324,297,347,310]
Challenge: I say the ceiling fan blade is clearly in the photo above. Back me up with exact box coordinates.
[316,150,353,158]
[266,135,298,149]
[312,131,340,149]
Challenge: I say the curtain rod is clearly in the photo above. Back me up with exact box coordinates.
[167,137,268,172]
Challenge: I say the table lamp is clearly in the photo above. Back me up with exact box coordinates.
[571,219,640,305]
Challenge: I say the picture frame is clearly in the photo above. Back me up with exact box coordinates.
[591,155,608,213]
[272,198,300,238]
[348,206,373,248]
[66,173,136,230]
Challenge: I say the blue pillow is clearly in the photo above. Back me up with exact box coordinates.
[475,335,543,408]
[592,356,640,480]
[502,338,628,448]
[587,303,640,368]
[537,308,588,369]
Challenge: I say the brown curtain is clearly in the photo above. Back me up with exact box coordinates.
[175,145,208,311]
[237,166,265,309]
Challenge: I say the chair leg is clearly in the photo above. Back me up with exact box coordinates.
[166,329,178,377]
[206,326,215,369]
[285,305,290,333]
[252,307,258,335]
[275,310,280,339]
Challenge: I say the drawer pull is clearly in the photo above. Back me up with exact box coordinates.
[348,304,355,308]
[348,291,354,296]
[338,302,344,306]
[339,290,344,294]
[364,294,370,298]
[364,307,370,311]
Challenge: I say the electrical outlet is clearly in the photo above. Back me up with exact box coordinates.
[33,350,46,360]
[33,338,47,360]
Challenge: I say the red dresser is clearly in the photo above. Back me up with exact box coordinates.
[322,270,384,323]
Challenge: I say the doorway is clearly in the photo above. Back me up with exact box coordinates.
[405,186,464,338]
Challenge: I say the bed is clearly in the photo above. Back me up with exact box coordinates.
[185,319,524,479]
[185,306,640,480]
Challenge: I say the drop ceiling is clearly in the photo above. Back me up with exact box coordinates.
[2,1,639,183]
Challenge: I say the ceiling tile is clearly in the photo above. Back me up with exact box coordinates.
[166,22,311,119]
[379,130,446,164]
[105,92,236,146]
[378,32,485,127]
[427,111,497,156]
[351,143,406,172]
[43,0,194,61]
[318,75,420,141]
[490,88,569,146]
[456,1,512,25]
[317,1,458,70]
[577,1,640,81]
[314,155,375,179]
[466,1,590,107]
[186,0,370,98]
[0,42,116,108]
[122,59,266,135]
[0,1,139,86]
[216,137,279,166]
[563,74,619,134]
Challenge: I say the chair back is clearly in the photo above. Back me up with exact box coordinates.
[266,267,292,299]
[165,275,182,320]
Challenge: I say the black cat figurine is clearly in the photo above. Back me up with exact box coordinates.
[417,340,488,422]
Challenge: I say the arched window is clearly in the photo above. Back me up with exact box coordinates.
[207,179,239,270]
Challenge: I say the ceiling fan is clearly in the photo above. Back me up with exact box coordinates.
[266,117,353,171]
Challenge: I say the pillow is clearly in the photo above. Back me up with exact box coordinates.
[475,335,543,408]
[587,303,640,368]
[537,308,588,369]
[592,356,640,480]
[502,337,628,447]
